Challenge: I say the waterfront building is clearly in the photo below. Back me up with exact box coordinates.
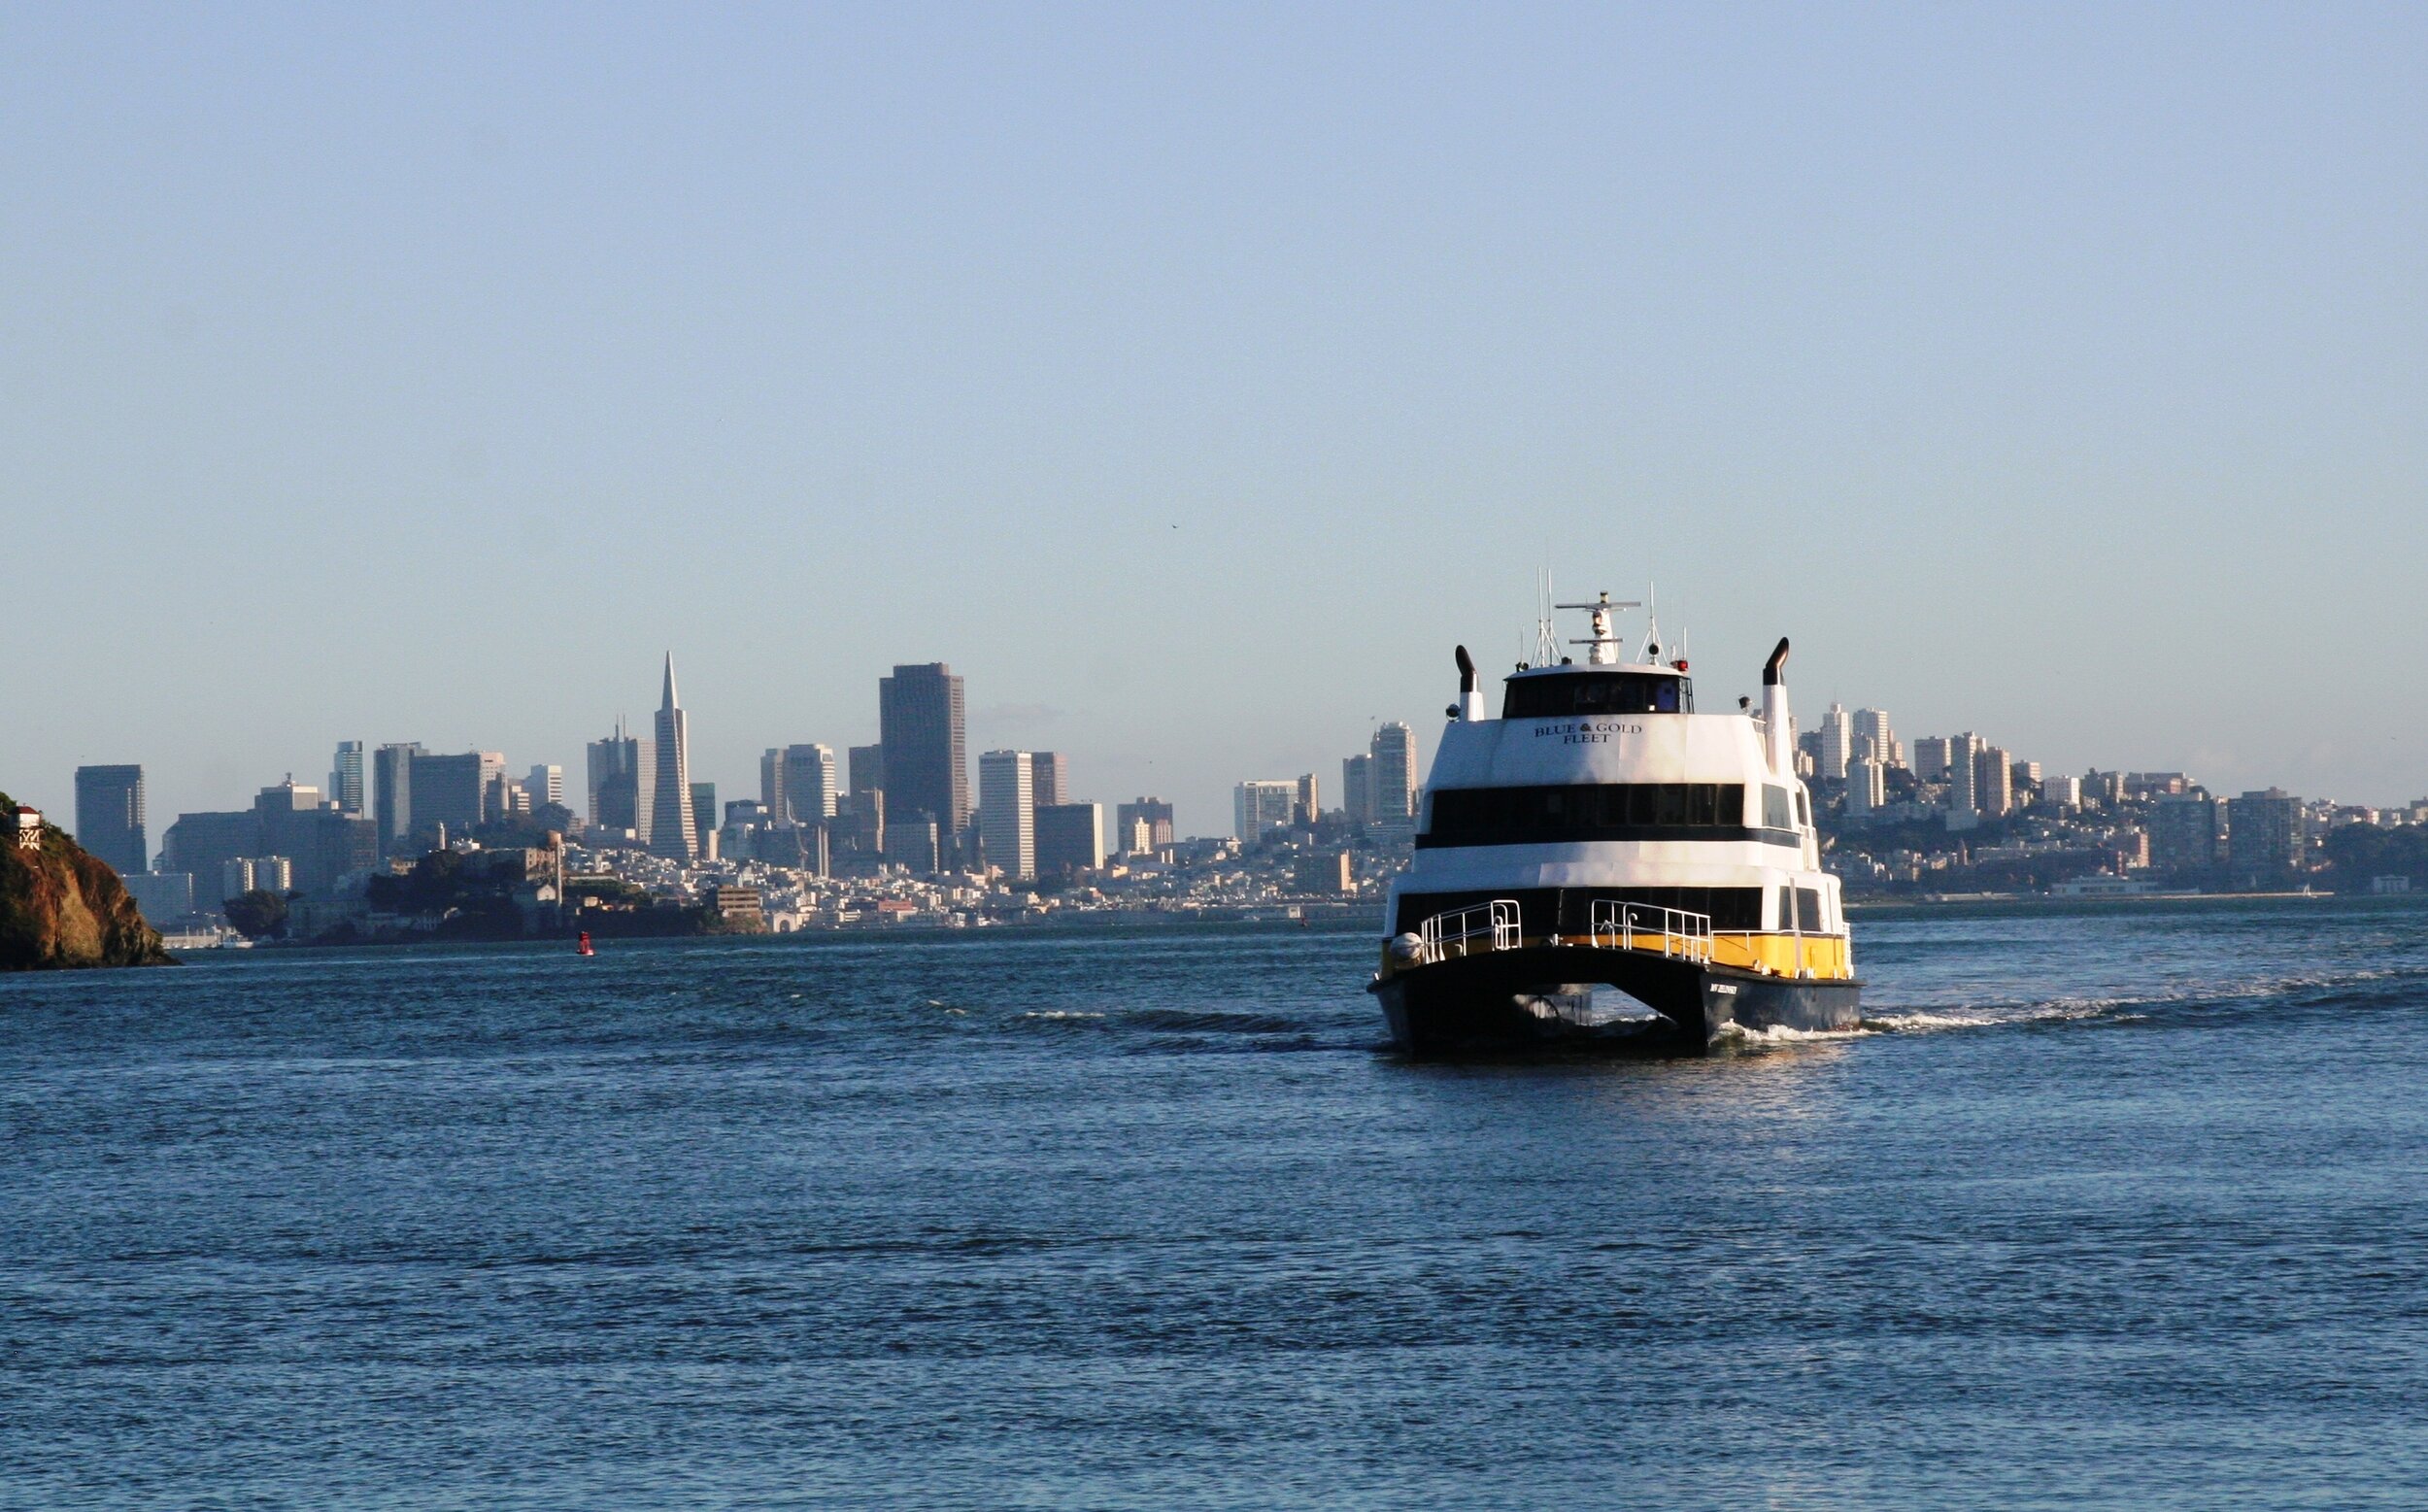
[327,742,366,816]
[222,856,291,900]
[1035,801,1104,878]
[1341,755,1373,825]
[122,870,193,924]
[2227,789,2304,889]
[978,750,1035,881]
[1818,703,1852,781]
[1294,851,1353,895]
[72,764,147,876]
[1234,780,1298,841]
[2150,792,2220,876]
[1031,752,1068,810]
[1116,798,1174,853]
[879,664,968,853]
[649,655,695,860]
[1371,722,1417,824]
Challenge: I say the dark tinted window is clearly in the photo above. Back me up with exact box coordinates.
[1502,672,1695,719]
[1422,783,1761,847]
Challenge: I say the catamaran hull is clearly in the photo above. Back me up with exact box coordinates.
[1370,945,1862,1058]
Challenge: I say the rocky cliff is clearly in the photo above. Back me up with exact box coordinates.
[0,792,175,970]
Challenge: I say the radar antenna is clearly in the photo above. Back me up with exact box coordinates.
[1556,589,1642,666]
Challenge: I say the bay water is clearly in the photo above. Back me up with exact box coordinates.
[5,897,2426,1508]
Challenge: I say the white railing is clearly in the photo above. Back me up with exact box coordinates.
[1418,899,1521,963]
[1588,899,1714,964]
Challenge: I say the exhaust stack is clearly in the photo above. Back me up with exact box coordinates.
[1454,646,1484,721]
[1761,637,1793,776]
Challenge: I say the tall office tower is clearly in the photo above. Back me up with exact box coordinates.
[848,744,886,796]
[1034,802,1103,877]
[253,780,377,895]
[689,783,718,857]
[327,742,366,816]
[524,764,564,810]
[1234,781,1298,841]
[409,752,505,841]
[784,744,837,823]
[122,870,192,924]
[977,750,1035,881]
[1846,758,1887,818]
[760,749,786,819]
[1295,773,1321,826]
[831,790,885,874]
[1116,798,1175,852]
[1818,703,1853,781]
[2150,792,2220,875]
[72,764,147,876]
[650,655,696,860]
[1030,752,1068,810]
[586,723,651,838]
[373,743,422,854]
[1974,746,2014,818]
[879,664,967,851]
[1852,709,1899,770]
[1370,722,1417,823]
[1913,736,1951,783]
[1341,755,1374,825]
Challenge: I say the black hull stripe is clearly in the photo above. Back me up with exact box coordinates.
[1415,825,1804,851]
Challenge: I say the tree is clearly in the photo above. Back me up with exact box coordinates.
[223,890,289,940]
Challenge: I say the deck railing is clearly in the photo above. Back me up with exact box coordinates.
[1417,899,1521,964]
[1588,899,1714,964]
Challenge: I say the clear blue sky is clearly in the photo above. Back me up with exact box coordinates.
[5,3,2425,837]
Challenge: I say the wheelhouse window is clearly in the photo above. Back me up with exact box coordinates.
[1422,783,1754,847]
[1501,671,1694,719]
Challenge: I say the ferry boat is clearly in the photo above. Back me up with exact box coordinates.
[1371,591,1860,1056]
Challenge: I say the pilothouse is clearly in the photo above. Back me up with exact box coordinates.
[1371,588,1862,1055]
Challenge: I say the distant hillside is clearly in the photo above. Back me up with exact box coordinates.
[0,791,175,970]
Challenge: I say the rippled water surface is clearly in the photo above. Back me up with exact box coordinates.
[7,898,2428,1508]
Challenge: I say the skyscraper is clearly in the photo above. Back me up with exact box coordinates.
[848,744,886,796]
[1974,746,2013,818]
[689,782,717,856]
[1847,758,1887,818]
[1030,752,1068,809]
[1852,708,1900,770]
[977,750,1034,881]
[1818,703,1852,781]
[586,723,650,839]
[1341,755,1373,825]
[73,764,147,876]
[524,764,564,811]
[650,654,696,860]
[374,742,422,854]
[1295,773,1321,826]
[783,744,837,823]
[408,752,504,842]
[1370,722,1417,824]
[327,742,366,815]
[879,663,966,854]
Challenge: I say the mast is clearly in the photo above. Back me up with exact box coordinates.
[1555,590,1641,666]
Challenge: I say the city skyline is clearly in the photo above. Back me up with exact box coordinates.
[9,9,2428,826]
